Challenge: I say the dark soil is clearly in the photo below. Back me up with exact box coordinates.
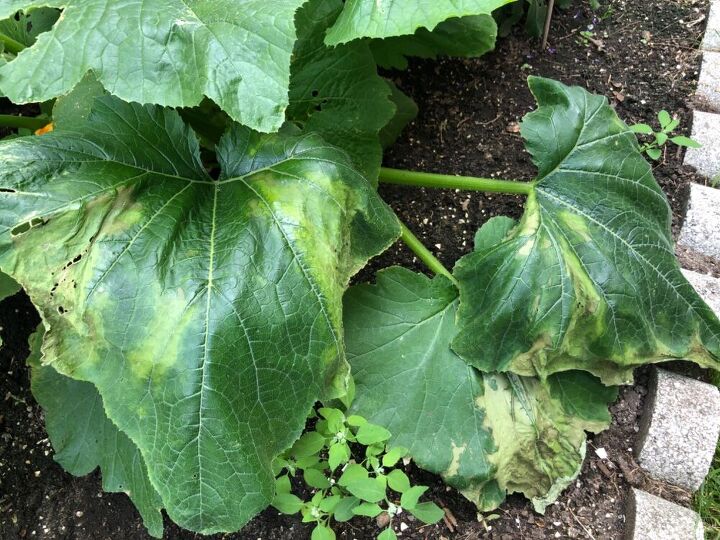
[1,0,717,539]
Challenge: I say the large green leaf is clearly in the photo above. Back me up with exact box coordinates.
[288,0,394,182]
[325,0,512,45]
[371,15,499,70]
[0,97,399,532]
[26,326,164,538]
[344,267,616,511]
[379,80,417,149]
[51,73,107,131]
[0,0,307,132]
[452,77,720,384]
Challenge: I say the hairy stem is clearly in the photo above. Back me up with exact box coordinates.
[399,221,457,285]
[0,32,25,55]
[0,114,48,131]
[379,167,533,195]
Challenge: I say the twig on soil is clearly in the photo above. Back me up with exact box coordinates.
[442,513,455,532]
[687,15,706,28]
[569,507,596,540]
[440,502,458,533]
[541,0,556,50]
[614,454,641,486]
[478,112,502,127]
[596,459,614,479]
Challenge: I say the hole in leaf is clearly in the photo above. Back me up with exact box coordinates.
[11,222,31,236]
[311,89,319,97]
[57,306,65,314]
[13,12,20,21]
[0,188,16,193]
[314,98,329,113]
[12,216,48,235]
[62,254,83,270]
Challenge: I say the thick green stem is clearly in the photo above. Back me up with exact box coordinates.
[380,167,533,195]
[0,32,25,56]
[399,222,457,285]
[0,114,48,131]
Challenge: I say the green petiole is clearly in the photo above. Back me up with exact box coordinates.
[0,114,48,131]
[398,221,457,286]
[0,32,25,56]
[379,167,533,195]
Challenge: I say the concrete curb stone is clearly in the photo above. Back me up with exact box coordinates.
[635,369,720,491]
[703,0,720,52]
[682,268,720,317]
[684,110,720,180]
[625,488,704,540]
[696,51,720,110]
[678,182,720,259]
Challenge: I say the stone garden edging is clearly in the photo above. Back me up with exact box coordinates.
[625,3,720,537]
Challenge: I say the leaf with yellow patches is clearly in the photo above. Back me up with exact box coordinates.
[0,95,399,533]
[344,268,616,512]
[26,326,164,538]
[453,77,720,384]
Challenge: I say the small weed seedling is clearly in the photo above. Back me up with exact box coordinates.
[630,110,701,160]
[271,408,443,540]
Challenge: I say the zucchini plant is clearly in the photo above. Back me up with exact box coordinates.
[0,0,717,538]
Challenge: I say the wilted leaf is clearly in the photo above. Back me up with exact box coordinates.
[26,327,164,538]
[0,96,399,532]
[452,77,720,384]
[345,268,617,511]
